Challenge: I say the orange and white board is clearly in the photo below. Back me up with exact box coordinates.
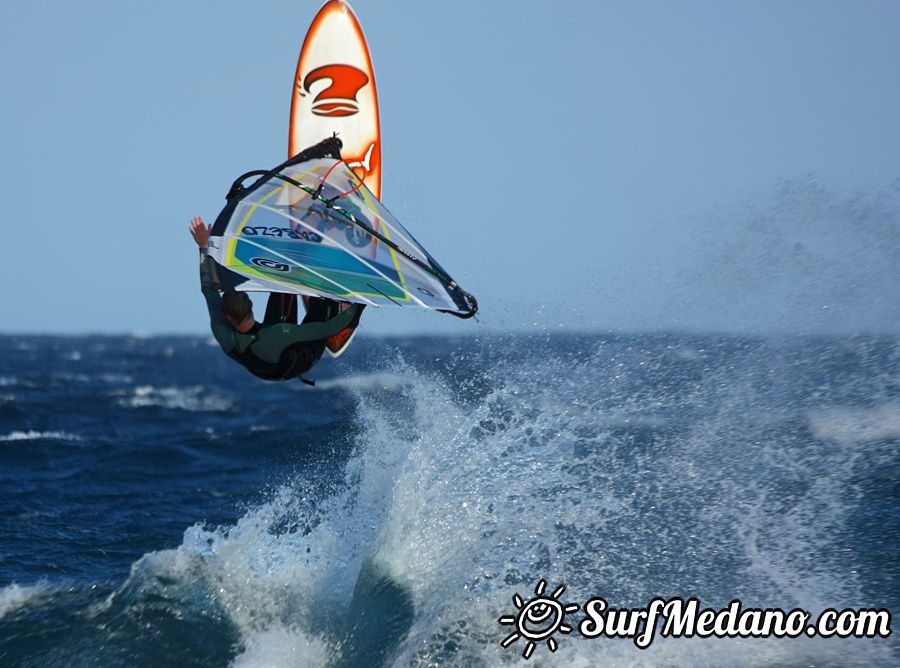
[289,0,381,199]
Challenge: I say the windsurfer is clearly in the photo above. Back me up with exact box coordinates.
[189,216,362,385]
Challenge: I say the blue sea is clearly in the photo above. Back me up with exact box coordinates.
[0,332,897,667]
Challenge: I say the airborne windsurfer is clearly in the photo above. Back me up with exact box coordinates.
[190,217,363,385]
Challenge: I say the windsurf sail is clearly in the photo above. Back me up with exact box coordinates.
[206,137,477,318]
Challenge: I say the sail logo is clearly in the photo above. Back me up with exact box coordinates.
[301,64,369,117]
[498,580,579,660]
[251,258,289,272]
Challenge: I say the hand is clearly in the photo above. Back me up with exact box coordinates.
[189,217,211,248]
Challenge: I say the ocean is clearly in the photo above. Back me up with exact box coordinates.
[0,332,897,667]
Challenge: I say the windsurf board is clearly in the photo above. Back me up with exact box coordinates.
[290,0,381,357]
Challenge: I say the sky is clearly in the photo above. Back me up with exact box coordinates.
[2,0,899,337]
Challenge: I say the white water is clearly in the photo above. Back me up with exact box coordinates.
[109,343,896,666]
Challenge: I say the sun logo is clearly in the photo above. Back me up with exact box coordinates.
[498,580,580,659]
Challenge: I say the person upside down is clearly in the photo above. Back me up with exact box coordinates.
[189,216,363,385]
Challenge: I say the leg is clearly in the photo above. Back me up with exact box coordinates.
[279,341,326,381]
[263,293,299,325]
[302,297,342,324]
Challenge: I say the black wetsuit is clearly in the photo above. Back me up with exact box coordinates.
[199,248,361,383]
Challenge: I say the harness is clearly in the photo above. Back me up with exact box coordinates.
[227,330,319,386]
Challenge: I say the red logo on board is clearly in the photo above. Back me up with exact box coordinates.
[302,64,369,117]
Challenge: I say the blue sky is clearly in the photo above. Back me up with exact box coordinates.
[2,1,898,336]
